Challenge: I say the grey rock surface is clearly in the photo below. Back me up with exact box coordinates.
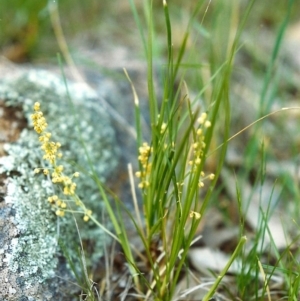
[0,68,120,300]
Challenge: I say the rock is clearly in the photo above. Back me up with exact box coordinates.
[0,68,119,300]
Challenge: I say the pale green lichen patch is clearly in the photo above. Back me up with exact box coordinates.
[0,70,119,290]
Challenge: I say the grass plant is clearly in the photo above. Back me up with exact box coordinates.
[24,0,300,300]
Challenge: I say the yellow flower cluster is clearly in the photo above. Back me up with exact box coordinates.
[31,102,48,134]
[31,102,92,221]
[188,113,211,167]
[189,210,201,219]
[48,195,67,217]
[188,112,215,187]
[136,142,152,188]
[31,102,62,165]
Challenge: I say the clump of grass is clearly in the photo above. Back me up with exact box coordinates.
[27,0,300,300]
[28,1,255,300]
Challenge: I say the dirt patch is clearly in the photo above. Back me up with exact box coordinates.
[0,100,27,206]
[0,100,27,156]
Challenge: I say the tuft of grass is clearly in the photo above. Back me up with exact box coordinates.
[28,1,257,300]
[23,0,300,300]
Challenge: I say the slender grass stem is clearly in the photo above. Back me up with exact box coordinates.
[202,236,247,301]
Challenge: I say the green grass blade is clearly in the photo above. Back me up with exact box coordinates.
[202,236,247,301]
[128,0,147,57]
[259,0,294,116]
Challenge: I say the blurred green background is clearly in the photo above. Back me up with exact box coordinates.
[1,0,299,63]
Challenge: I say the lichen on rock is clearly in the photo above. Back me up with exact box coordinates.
[0,69,119,299]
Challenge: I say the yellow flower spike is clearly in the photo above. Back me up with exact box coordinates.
[32,102,83,219]
[136,141,153,189]
[83,215,89,222]
[209,173,215,180]
[31,109,48,133]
